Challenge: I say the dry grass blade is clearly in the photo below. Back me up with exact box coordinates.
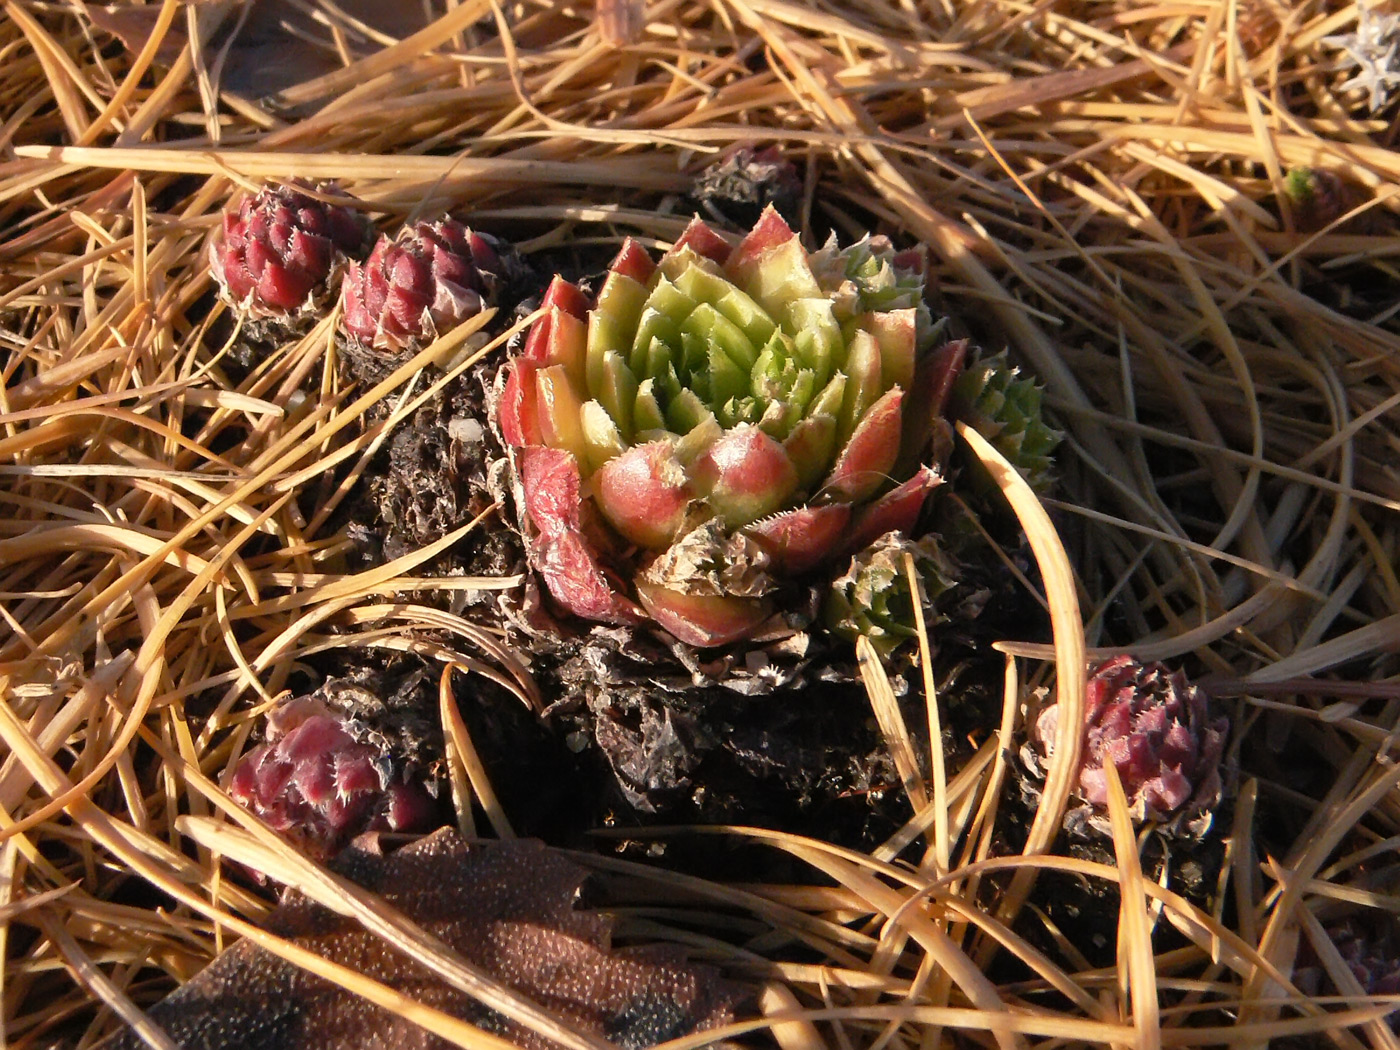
[957,424,1086,917]
[5,0,1400,1045]
[1102,762,1160,1050]
[857,636,929,813]
[440,664,514,839]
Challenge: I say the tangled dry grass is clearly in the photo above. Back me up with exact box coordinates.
[3,0,1400,1046]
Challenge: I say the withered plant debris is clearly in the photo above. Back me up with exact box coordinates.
[352,373,516,567]
[688,146,804,230]
[459,604,1009,839]
[92,831,745,1050]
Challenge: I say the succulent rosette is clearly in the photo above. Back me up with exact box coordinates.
[209,181,369,319]
[341,219,501,351]
[1023,655,1229,836]
[948,350,1060,496]
[825,532,959,656]
[498,207,968,649]
[230,693,436,861]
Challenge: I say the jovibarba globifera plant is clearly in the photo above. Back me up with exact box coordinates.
[497,206,973,649]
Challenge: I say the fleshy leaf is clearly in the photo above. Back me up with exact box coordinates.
[635,581,773,648]
[724,205,797,278]
[519,447,644,625]
[500,359,542,447]
[837,330,884,446]
[865,308,918,393]
[540,274,591,318]
[608,237,657,284]
[692,424,799,528]
[579,399,628,472]
[671,215,735,265]
[535,364,589,464]
[823,387,904,502]
[782,412,838,491]
[588,272,648,396]
[745,502,852,574]
[542,308,588,390]
[594,440,693,550]
[845,464,941,553]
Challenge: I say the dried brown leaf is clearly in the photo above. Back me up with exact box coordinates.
[95,831,744,1050]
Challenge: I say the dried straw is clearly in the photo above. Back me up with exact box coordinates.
[3,0,1399,1046]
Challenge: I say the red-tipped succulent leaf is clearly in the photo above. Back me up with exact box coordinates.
[519,446,645,626]
[594,441,693,550]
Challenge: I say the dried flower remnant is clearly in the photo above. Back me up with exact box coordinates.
[209,182,370,319]
[341,219,502,352]
[691,146,804,229]
[229,693,436,862]
[1321,5,1400,113]
[1024,655,1229,837]
[95,832,743,1050]
[498,206,969,649]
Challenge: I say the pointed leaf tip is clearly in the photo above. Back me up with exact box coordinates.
[540,275,591,318]
[846,464,941,553]
[672,217,734,265]
[725,205,797,275]
[608,238,657,284]
[925,339,968,419]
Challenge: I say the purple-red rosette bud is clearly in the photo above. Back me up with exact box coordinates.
[341,219,501,351]
[209,182,368,318]
[229,695,436,863]
[1025,655,1229,836]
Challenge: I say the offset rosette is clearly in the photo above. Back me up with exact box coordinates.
[229,694,435,861]
[209,181,369,319]
[499,206,967,648]
[341,219,501,351]
[1024,655,1230,835]
[949,350,1060,494]
[825,532,959,656]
